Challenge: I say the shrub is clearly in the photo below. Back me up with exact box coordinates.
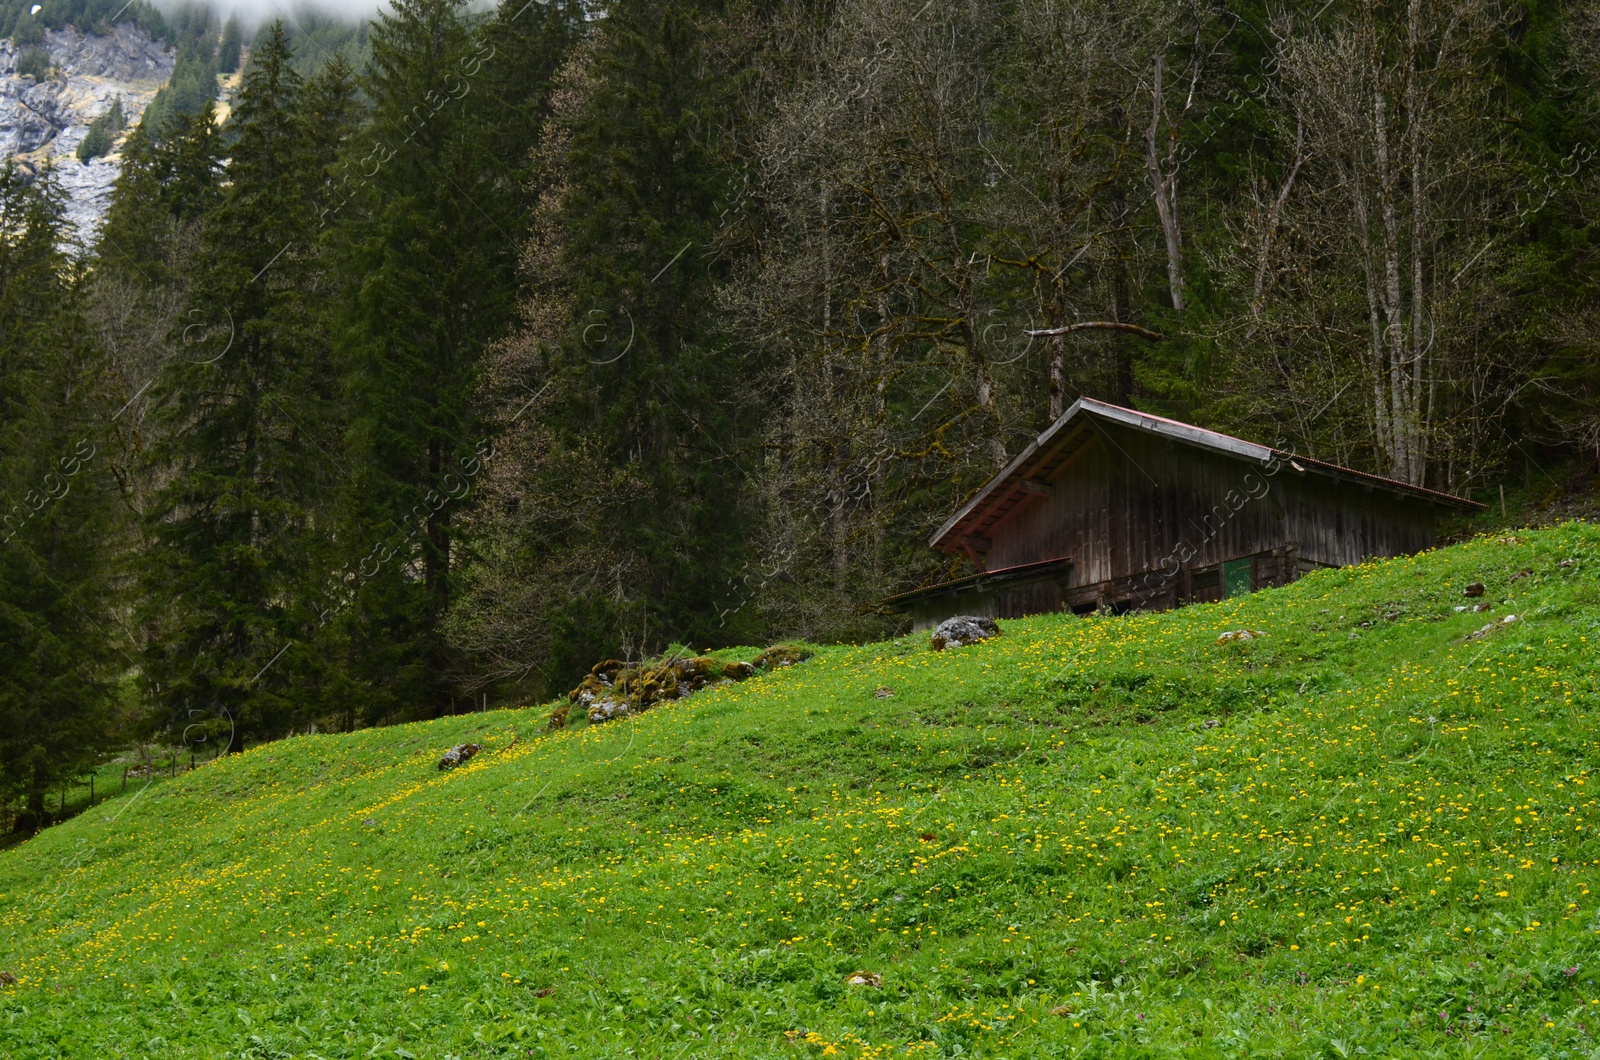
[16,46,50,81]
[13,13,44,47]
[76,98,125,162]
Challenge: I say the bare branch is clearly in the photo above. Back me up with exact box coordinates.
[1024,321,1168,341]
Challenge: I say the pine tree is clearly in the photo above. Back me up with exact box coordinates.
[93,119,171,281]
[217,13,241,74]
[300,53,361,172]
[449,0,761,690]
[159,102,225,223]
[327,0,532,720]
[76,97,125,162]
[0,166,121,830]
[138,6,222,140]
[479,0,587,195]
[138,25,333,751]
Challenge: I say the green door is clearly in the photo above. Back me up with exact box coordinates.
[1223,558,1253,598]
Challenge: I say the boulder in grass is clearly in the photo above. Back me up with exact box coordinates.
[437,743,482,770]
[1215,629,1266,644]
[1463,581,1486,597]
[1466,614,1519,641]
[930,615,999,651]
[588,698,633,724]
[722,660,756,681]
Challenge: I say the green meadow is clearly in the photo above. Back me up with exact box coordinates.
[2,525,1599,1058]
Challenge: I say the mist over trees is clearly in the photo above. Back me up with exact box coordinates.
[3,0,1600,824]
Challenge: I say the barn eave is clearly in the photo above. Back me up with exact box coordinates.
[928,398,1483,552]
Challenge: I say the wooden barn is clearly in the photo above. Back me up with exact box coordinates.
[888,398,1482,631]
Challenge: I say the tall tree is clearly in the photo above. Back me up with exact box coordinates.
[331,0,533,719]
[451,0,761,693]
[218,13,242,74]
[1225,0,1521,487]
[138,25,344,750]
[0,167,121,830]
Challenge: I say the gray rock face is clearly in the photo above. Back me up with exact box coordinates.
[930,615,1000,651]
[0,26,175,242]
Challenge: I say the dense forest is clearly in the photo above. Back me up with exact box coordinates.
[2,0,1598,827]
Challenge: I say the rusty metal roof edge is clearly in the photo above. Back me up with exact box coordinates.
[1082,399,1482,509]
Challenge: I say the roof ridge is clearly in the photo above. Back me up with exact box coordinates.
[929,398,1480,550]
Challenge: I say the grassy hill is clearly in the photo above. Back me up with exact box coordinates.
[2,526,1599,1057]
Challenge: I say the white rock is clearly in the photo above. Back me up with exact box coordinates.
[0,26,177,242]
[930,615,1000,651]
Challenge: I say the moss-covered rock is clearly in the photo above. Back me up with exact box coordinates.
[753,644,813,670]
[556,645,812,728]
[562,654,729,727]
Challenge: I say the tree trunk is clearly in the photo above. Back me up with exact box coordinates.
[1049,332,1066,422]
[1145,54,1185,312]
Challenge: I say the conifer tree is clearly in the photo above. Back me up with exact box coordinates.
[449,0,762,689]
[328,0,534,720]
[217,13,242,74]
[0,166,120,829]
[479,0,587,197]
[138,25,333,751]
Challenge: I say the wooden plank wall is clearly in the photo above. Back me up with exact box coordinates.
[981,423,1442,600]
[985,426,1287,582]
[1279,475,1438,567]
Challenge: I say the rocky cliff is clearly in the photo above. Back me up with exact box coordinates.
[0,25,174,243]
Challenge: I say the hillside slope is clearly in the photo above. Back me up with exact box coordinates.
[2,526,1599,1057]
[0,26,174,238]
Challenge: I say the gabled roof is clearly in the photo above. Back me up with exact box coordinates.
[929,398,1482,551]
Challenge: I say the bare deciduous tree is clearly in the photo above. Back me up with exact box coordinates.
[1224,0,1521,488]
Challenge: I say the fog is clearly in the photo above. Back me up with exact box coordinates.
[150,0,388,30]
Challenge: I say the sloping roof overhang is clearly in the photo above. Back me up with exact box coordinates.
[883,556,1075,612]
[929,398,1484,552]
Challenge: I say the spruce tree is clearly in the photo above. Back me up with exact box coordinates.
[479,0,587,197]
[138,25,331,751]
[217,13,241,74]
[0,166,120,830]
[328,0,529,720]
[449,0,761,689]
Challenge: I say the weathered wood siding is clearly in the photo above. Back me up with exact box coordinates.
[1278,473,1438,567]
[981,423,1441,604]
